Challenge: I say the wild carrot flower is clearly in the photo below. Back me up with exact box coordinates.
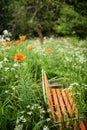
[46,48,52,53]
[14,53,26,61]
[5,41,12,46]
[15,40,20,44]
[27,45,33,50]
[20,35,26,41]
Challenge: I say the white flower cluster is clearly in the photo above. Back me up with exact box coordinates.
[0,61,3,69]
[0,30,12,43]
[43,125,49,130]
[69,82,79,89]
[14,103,51,129]
[14,124,23,130]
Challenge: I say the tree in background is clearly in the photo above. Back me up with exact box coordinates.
[54,2,87,38]
[0,0,87,39]
[8,0,61,43]
[0,0,13,33]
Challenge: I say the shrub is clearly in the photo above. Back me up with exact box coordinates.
[54,4,87,38]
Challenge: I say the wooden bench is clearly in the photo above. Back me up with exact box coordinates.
[43,71,87,130]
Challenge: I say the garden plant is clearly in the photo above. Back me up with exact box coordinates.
[0,30,87,130]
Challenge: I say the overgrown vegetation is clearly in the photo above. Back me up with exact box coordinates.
[0,32,87,129]
[0,0,87,39]
[0,0,87,129]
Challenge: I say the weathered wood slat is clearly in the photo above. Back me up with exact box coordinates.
[43,71,87,130]
[61,89,72,117]
[44,71,56,120]
[80,121,86,130]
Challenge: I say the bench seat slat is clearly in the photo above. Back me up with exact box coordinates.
[65,89,79,118]
[43,71,87,130]
[80,121,86,130]
[61,89,72,117]
[52,89,63,130]
[44,72,56,120]
[65,89,73,107]
[52,89,62,121]
[56,89,68,119]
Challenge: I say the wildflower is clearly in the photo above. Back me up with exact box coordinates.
[27,45,33,50]
[40,115,44,119]
[27,112,32,115]
[21,118,26,123]
[69,82,79,89]
[1,36,6,42]
[0,62,3,68]
[20,111,25,114]
[3,30,8,35]
[14,124,23,130]
[6,37,11,41]
[46,118,51,122]
[43,125,49,130]
[3,58,8,62]
[0,41,2,44]
[19,116,24,120]
[26,105,30,108]
[13,63,19,67]
[47,109,51,113]
[42,110,46,113]
[31,106,34,110]
[14,53,26,61]
[44,37,47,40]
[38,106,41,109]
[5,90,9,93]
[3,30,12,36]
[15,75,18,78]
[46,48,51,53]
[15,40,20,44]
[11,68,15,71]
[5,41,11,46]
[20,35,26,41]
[5,67,9,71]
[12,86,15,90]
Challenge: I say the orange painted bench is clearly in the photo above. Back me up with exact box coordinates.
[43,71,87,130]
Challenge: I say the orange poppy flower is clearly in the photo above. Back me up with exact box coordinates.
[5,41,12,46]
[46,48,52,53]
[27,45,33,50]
[0,41,2,44]
[20,35,26,41]
[14,53,26,61]
[15,40,20,44]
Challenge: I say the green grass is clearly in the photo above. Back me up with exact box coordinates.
[0,37,87,129]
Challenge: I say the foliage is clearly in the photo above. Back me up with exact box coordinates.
[0,0,14,33]
[0,33,87,129]
[8,0,61,38]
[54,4,87,38]
[0,0,87,38]
[75,1,87,16]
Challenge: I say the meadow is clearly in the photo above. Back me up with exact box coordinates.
[0,34,87,130]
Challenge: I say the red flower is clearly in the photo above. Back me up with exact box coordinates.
[20,35,26,41]
[46,48,52,53]
[5,41,12,46]
[27,45,33,50]
[15,40,20,44]
[0,41,2,44]
[14,53,26,61]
